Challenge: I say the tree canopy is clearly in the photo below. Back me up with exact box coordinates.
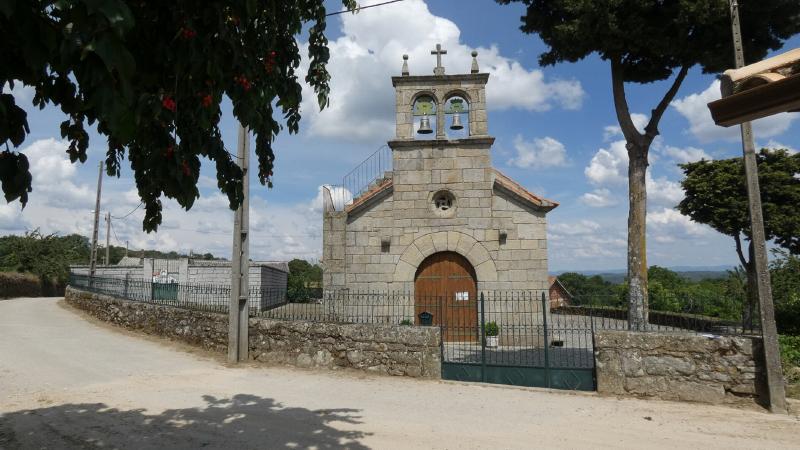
[1,0,355,231]
[496,0,800,82]
[678,149,800,257]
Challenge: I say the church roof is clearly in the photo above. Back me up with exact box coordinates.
[343,169,558,215]
[492,169,558,211]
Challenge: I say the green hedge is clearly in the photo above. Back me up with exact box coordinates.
[0,272,42,298]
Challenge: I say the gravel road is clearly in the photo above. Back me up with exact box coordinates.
[1,297,798,449]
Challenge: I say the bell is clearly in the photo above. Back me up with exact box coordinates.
[417,115,433,134]
[450,113,463,130]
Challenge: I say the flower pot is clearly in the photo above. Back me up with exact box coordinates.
[486,335,499,348]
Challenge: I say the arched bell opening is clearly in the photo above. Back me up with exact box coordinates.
[412,94,438,140]
[444,94,470,140]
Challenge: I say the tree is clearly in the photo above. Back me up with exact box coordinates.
[1,0,355,231]
[770,250,800,335]
[287,258,322,301]
[0,230,90,282]
[678,149,800,327]
[496,0,800,330]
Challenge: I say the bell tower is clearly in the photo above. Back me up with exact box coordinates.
[391,46,490,140]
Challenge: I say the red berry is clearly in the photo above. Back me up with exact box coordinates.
[162,97,176,112]
[165,145,174,159]
[201,94,212,108]
[182,160,191,176]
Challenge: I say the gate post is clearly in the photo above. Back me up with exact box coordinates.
[480,292,486,383]
[541,291,551,388]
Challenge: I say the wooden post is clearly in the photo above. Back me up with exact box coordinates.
[89,162,103,280]
[729,0,786,414]
[105,212,111,266]
[229,123,250,363]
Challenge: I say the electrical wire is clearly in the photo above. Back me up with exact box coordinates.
[326,0,406,16]
[111,202,142,220]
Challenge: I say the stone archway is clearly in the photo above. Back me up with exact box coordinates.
[392,231,498,290]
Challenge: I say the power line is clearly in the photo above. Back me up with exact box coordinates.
[112,202,142,220]
[326,0,405,16]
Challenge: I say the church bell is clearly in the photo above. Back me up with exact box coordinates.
[417,115,433,134]
[450,113,463,130]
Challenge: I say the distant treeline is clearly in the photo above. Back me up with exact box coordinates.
[558,254,800,335]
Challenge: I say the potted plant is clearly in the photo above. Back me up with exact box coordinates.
[484,321,500,348]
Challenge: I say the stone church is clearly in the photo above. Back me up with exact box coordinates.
[322,46,558,301]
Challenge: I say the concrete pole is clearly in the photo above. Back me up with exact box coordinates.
[228,123,250,363]
[89,162,103,280]
[105,212,111,266]
[729,0,786,414]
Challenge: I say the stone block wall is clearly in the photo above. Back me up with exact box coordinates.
[249,318,441,378]
[595,330,766,406]
[66,287,228,353]
[65,287,441,379]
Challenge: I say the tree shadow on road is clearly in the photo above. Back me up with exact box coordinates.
[0,394,370,449]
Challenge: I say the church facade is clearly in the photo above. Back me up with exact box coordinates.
[322,48,558,299]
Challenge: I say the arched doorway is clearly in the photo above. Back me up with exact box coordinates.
[414,251,477,342]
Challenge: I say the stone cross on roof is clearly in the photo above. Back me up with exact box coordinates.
[431,43,447,75]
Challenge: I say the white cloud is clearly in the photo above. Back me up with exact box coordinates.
[550,220,601,236]
[648,207,710,239]
[580,188,618,208]
[602,113,648,141]
[299,0,584,142]
[507,135,568,169]
[672,80,797,143]
[2,81,35,104]
[764,139,798,154]
[646,175,684,209]
[585,140,628,186]
[19,138,95,208]
[661,145,712,164]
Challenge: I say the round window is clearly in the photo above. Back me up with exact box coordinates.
[431,190,456,217]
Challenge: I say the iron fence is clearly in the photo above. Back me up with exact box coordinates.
[69,274,285,313]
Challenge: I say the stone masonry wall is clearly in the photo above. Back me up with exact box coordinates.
[595,330,766,406]
[65,287,441,379]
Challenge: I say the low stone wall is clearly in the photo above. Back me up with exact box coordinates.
[249,319,440,378]
[65,287,228,353]
[595,330,766,406]
[65,287,440,379]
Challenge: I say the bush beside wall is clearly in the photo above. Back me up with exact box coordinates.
[0,272,42,298]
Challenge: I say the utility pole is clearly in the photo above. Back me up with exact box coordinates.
[729,0,786,414]
[229,124,250,363]
[105,212,111,266]
[89,162,103,280]
[125,241,129,258]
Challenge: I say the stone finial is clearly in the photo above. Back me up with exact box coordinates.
[471,50,479,74]
[402,54,409,76]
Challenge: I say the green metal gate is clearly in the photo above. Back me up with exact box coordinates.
[438,292,596,391]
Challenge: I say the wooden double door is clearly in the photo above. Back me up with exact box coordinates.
[414,252,478,342]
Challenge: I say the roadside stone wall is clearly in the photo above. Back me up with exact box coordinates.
[595,330,766,406]
[249,319,441,378]
[66,287,228,353]
[65,287,440,379]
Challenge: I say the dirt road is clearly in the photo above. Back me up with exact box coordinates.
[1,297,798,449]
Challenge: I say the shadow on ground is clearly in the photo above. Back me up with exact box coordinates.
[0,394,370,449]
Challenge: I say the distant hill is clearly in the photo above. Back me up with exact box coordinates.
[552,265,734,284]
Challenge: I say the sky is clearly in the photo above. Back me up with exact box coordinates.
[1,0,799,272]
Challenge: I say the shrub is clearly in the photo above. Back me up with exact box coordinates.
[484,321,500,337]
[0,272,41,298]
[780,335,800,368]
[399,319,413,326]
